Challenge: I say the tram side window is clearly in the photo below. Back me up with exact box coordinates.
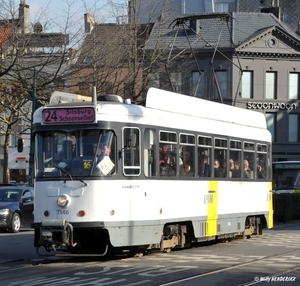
[198,136,212,178]
[144,128,156,177]
[123,127,140,176]
[256,144,267,179]
[229,140,242,179]
[244,142,255,179]
[214,138,228,178]
[159,131,177,177]
[180,134,195,177]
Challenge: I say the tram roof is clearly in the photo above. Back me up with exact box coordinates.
[145,88,266,130]
[37,88,267,134]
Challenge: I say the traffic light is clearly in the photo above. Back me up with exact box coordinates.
[17,138,23,152]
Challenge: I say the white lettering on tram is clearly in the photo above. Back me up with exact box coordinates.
[204,194,213,204]
[122,184,140,189]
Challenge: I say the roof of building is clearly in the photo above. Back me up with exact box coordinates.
[144,12,300,50]
[76,23,154,66]
[238,0,300,32]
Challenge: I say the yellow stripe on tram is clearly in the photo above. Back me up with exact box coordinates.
[206,181,219,236]
[268,182,274,228]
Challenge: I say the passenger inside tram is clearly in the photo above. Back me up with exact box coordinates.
[160,153,175,176]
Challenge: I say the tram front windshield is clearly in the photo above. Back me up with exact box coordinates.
[35,130,116,178]
[273,165,300,191]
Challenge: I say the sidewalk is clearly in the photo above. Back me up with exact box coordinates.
[272,220,300,229]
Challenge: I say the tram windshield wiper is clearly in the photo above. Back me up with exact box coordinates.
[44,158,87,186]
[44,158,72,179]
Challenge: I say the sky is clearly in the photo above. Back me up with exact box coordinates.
[27,0,128,31]
[23,0,128,47]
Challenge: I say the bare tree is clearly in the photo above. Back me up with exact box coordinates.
[0,0,83,183]
[0,0,171,182]
[71,0,168,104]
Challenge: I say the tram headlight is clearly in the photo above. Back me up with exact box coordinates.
[57,194,70,207]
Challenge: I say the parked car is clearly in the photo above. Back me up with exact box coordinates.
[0,186,34,233]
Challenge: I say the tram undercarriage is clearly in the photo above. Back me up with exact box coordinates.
[33,215,267,257]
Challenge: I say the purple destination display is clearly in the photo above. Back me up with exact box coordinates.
[42,107,95,124]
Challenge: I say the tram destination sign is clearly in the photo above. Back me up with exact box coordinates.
[273,163,300,169]
[42,107,95,124]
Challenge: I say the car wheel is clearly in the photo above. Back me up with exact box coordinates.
[9,213,21,233]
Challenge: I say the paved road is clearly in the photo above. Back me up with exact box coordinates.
[0,222,299,285]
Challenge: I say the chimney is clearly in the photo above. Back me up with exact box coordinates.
[84,13,95,33]
[261,0,281,19]
[19,0,30,34]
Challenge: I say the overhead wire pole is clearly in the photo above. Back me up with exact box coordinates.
[168,14,243,102]
[28,68,36,186]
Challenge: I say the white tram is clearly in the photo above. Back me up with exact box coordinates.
[31,88,273,256]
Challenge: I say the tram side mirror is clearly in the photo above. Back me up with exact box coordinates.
[17,138,24,153]
[128,133,136,147]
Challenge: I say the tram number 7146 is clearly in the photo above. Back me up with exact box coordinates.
[57,210,70,215]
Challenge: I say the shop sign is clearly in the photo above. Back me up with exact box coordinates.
[247,102,297,110]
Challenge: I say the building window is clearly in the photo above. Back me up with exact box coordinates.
[215,3,229,12]
[170,72,182,93]
[265,113,276,142]
[265,71,277,99]
[192,71,206,98]
[289,72,300,100]
[214,71,227,98]
[241,71,253,99]
[289,114,298,142]
[10,118,22,147]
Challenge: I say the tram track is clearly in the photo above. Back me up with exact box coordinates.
[1,227,300,286]
[158,248,300,286]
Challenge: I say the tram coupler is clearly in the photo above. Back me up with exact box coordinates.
[39,219,76,247]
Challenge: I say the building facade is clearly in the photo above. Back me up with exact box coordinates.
[144,12,300,161]
[130,0,300,34]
